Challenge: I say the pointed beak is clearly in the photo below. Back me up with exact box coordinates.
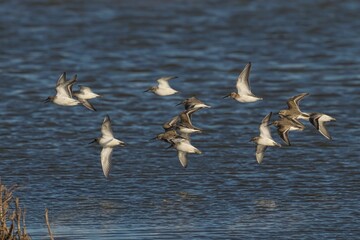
[176,102,183,106]
[119,142,126,147]
[144,88,151,92]
[89,139,97,144]
[222,94,230,99]
[43,98,50,103]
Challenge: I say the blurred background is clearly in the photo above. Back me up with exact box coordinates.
[0,0,359,239]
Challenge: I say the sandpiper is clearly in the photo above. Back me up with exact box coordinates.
[44,72,81,107]
[309,113,336,140]
[278,93,310,123]
[177,96,211,110]
[144,76,179,96]
[73,85,101,111]
[154,129,179,144]
[162,115,180,131]
[223,62,263,103]
[177,108,202,134]
[170,136,201,168]
[250,112,281,164]
[90,115,125,178]
[74,86,101,99]
[272,117,305,146]
[171,137,202,154]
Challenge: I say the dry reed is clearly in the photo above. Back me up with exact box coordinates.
[1,182,55,240]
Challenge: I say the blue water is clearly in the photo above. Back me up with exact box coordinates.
[0,0,359,239]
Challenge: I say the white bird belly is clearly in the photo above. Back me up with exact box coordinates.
[54,96,80,106]
[99,137,123,147]
[176,142,200,154]
[155,87,178,96]
[236,95,262,103]
[258,137,278,147]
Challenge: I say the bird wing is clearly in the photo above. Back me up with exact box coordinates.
[163,115,180,130]
[255,145,267,164]
[309,113,321,130]
[286,93,309,111]
[318,120,332,140]
[278,127,291,146]
[101,115,114,138]
[55,75,77,98]
[101,147,113,178]
[80,99,96,111]
[260,112,272,139]
[56,72,67,87]
[236,62,253,95]
[157,76,177,88]
[177,151,188,168]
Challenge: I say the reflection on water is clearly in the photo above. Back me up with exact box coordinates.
[0,0,360,239]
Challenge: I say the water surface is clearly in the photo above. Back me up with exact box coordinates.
[0,0,359,239]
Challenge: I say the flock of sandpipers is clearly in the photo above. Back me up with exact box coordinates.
[45,62,336,178]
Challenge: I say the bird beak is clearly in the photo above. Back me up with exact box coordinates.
[150,137,157,141]
[89,139,97,144]
[222,94,230,99]
[176,102,183,106]
[119,142,126,147]
[144,88,151,92]
[43,97,50,103]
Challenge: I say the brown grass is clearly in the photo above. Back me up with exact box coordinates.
[1,182,55,240]
[0,182,31,239]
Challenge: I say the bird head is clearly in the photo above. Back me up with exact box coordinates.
[223,92,237,99]
[43,96,54,103]
[144,87,156,93]
[89,138,99,144]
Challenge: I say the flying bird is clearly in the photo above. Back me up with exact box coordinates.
[90,115,125,178]
[309,113,336,140]
[44,72,81,107]
[145,76,179,96]
[250,112,281,164]
[223,62,262,103]
[272,117,305,146]
[73,85,101,111]
[278,93,310,123]
[177,96,211,110]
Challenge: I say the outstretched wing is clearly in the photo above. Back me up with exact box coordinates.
[309,113,321,130]
[278,127,291,146]
[163,115,180,130]
[56,72,67,87]
[286,93,309,111]
[256,145,267,164]
[157,76,177,89]
[318,121,332,140]
[101,115,114,138]
[260,112,272,139]
[101,147,113,178]
[56,74,77,98]
[177,151,188,168]
[80,99,96,111]
[236,62,253,95]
